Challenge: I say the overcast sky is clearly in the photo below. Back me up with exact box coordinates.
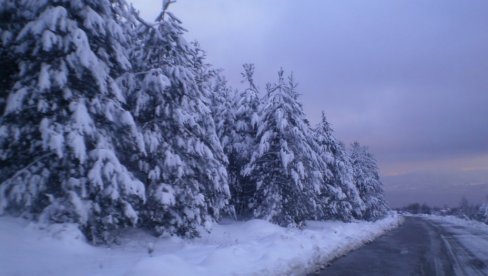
[130,0,488,207]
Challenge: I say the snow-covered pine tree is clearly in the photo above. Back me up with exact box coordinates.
[210,74,235,144]
[126,3,229,237]
[188,41,215,98]
[349,142,388,220]
[313,112,364,221]
[209,74,240,217]
[244,69,323,226]
[0,0,146,243]
[335,141,366,219]
[0,0,24,114]
[220,64,261,219]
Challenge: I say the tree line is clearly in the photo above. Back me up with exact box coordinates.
[400,197,488,225]
[0,0,388,244]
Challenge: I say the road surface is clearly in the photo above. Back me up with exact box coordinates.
[315,216,488,276]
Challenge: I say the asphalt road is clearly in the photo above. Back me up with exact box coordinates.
[315,216,488,276]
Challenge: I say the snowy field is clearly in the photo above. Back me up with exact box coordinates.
[0,213,402,276]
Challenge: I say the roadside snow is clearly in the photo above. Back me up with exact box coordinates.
[422,215,488,257]
[0,213,402,276]
[421,214,488,232]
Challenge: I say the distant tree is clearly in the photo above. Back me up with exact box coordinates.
[404,203,421,214]
[476,202,488,224]
[402,203,434,215]
[420,203,431,214]
[457,196,478,219]
[349,142,388,220]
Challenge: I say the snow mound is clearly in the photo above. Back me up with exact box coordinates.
[0,213,403,276]
[418,214,488,231]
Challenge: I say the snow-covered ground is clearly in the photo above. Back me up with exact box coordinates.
[420,215,488,275]
[0,213,402,276]
[422,214,488,232]
[422,214,488,255]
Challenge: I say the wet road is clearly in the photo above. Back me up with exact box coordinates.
[315,217,488,276]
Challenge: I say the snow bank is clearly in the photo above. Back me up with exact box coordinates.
[0,213,402,276]
[419,214,488,232]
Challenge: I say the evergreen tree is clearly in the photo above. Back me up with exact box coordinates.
[349,142,388,220]
[313,112,364,221]
[0,0,395,244]
[125,3,229,237]
[0,0,24,114]
[244,69,322,226]
[0,0,146,243]
[224,64,261,218]
[335,141,366,219]
[209,75,239,217]
[210,74,235,144]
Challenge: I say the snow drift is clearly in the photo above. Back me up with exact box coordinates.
[0,212,402,276]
